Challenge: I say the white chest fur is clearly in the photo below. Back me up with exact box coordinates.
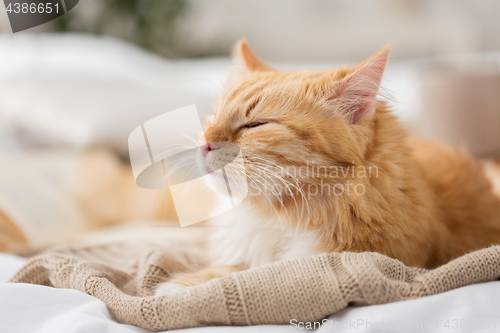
[209,205,321,269]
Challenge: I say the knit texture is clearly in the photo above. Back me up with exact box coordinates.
[9,242,500,331]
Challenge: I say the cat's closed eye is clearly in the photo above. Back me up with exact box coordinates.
[238,122,268,132]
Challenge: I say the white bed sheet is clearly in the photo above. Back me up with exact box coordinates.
[1,253,499,333]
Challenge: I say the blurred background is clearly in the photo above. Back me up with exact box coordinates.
[4,0,500,60]
[0,0,499,251]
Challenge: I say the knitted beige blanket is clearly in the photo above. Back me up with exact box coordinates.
[9,242,500,331]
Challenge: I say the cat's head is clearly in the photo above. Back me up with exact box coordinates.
[198,39,391,216]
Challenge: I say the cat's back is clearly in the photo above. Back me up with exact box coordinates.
[408,138,500,260]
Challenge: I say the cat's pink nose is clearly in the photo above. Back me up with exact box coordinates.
[199,139,212,157]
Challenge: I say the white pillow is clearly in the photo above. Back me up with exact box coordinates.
[0,34,229,155]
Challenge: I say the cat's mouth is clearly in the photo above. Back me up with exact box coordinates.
[198,147,219,176]
[198,142,240,171]
[197,141,246,185]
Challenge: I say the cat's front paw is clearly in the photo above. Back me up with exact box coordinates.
[154,282,187,296]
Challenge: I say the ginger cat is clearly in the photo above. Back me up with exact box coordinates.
[156,39,500,294]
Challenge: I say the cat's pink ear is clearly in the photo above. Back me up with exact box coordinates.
[234,38,273,72]
[331,45,391,124]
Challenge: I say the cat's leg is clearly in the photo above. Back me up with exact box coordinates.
[155,265,240,295]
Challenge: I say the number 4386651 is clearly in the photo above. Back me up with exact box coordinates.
[6,2,60,14]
